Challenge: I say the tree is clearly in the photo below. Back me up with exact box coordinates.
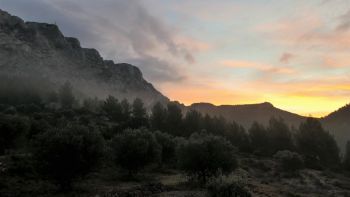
[58,82,75,109]
[102,96,123,122]
[344,141,350,171]
[111,129,160,176]
[154,131,177,167]
[267,117,294,155]
[177,132,237,183]
[295,117,340,168]
[225,121,251,152]
[131,98,148,128]
[249,122,269,155]
[120,99,131,124]
[183,110,203,136]
[150,102,167,131]
[166,102,183,135]
[32,125,104,190]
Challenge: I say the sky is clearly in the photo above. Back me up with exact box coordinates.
[1,0,350,117]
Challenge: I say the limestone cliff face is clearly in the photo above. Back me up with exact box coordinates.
[0,9,168,105]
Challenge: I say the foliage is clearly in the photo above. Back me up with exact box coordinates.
[58,82,76,109]
[267,117,294,155]
[131,98,148,129]
[154,131,177,166]
[249,122,269,155]
[150,102,167,131]
[183,110,203,136]
[273,150,304,172]
[225,121,251,153]
[165,102,183,135]
[295,118,340,169]
[344,141,350,171]
[206,176,252,197]
[111,129,161,176]
[32,125,104,190]
[0,114,29,155]
[177,132,237,183]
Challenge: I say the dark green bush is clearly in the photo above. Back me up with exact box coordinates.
[177,132,237,183]
[32,125,104,190]
[111,129,161,176]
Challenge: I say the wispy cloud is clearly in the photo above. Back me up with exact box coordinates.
[221,60,296,75]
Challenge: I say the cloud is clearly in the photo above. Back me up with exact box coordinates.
[336,9,350,32]
[279,53,295,64]
[0,0,194,83]
[220,60,296,75]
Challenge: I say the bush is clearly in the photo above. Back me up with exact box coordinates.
[32,125,104,190]
[273,150,304,172]
[111,129,161,176]
[177,132,237,183]
[207,176,252,197]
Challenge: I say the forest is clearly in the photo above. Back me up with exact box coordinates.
[1,76,350,197]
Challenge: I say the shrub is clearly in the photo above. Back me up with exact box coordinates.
[32,125,104,190]
[111,129,161,176]
[207,176,252,197]
[177,132,237,183]
[273,150,304,172]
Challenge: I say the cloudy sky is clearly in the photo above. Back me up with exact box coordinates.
[1,0,350,116]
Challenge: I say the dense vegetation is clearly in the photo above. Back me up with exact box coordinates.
[0,77,347,196]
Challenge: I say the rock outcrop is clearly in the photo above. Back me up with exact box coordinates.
[0,9,168,106]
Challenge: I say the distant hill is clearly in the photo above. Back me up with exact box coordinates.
[321,104,350,152]
[188,102,306,128]
[0,9,168,106]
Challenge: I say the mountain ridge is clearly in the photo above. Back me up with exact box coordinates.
[0,9,168,106]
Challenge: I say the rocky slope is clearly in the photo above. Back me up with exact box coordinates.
[0,9,168,106]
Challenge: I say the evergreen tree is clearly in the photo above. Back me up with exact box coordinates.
[249,122,269,155]
[102,96,123,122]
[344,141,350,171]
[183,110,203,136]
[166,102,183,136]
[296,117,340,168]
[58,82,75,109]
[131,98,148,128]
[150,102,167,131]
[267,117,294,155]
[225,121,251,152]
[120,99,131,124]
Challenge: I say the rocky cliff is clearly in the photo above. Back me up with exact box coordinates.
[0,9,168,105]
